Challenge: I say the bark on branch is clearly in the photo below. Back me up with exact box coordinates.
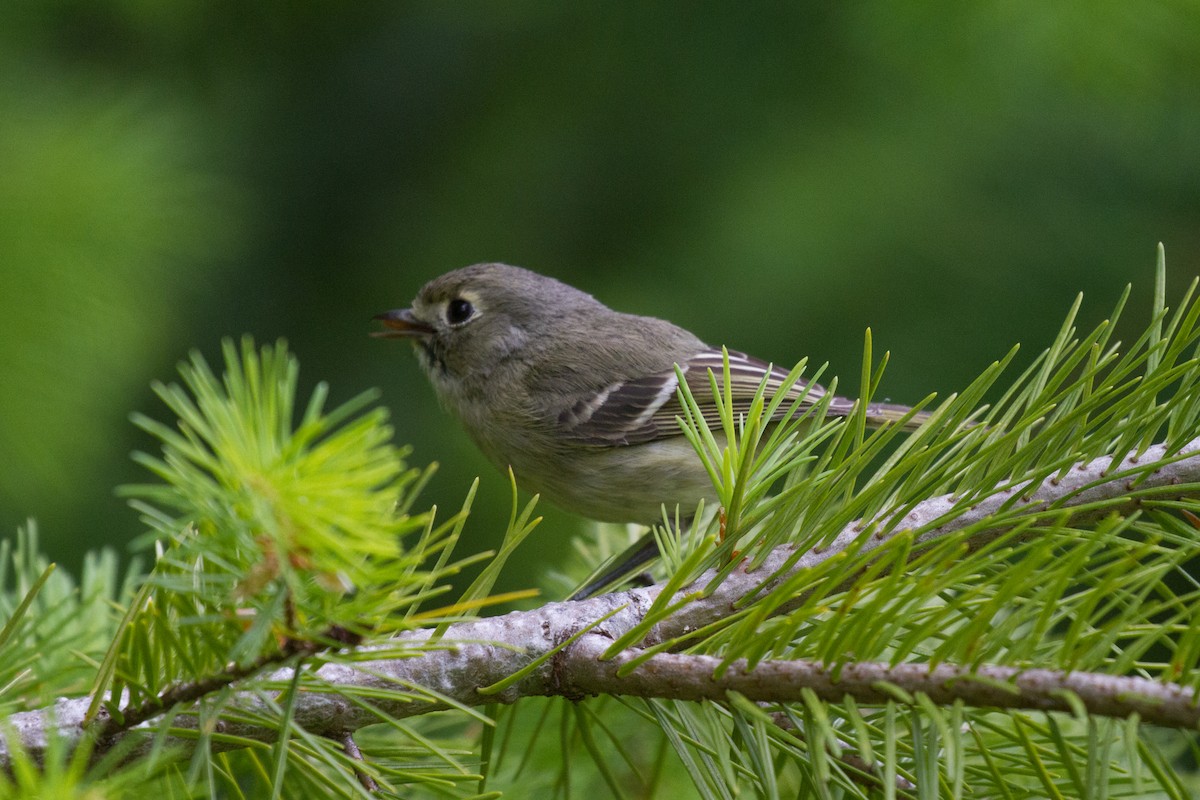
[4,437,1199,768]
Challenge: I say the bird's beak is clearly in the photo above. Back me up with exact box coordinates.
[372,308,434,339]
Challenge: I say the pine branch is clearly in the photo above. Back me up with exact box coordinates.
[627,433,1200,649]
[560,644,1198,728]
[91,623,359,741]
[5,435,1199,769]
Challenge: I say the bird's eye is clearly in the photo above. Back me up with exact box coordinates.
[446,298,475,325]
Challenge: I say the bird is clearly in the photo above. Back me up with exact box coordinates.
[374,263,926,597]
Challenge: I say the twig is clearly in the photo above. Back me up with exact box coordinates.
[337,731,379,793]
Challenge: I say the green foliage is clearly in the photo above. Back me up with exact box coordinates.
[7,1,1200,590]
[126,337,432,632]
[91,339,452,714]
[0,525,132,713]
[6,264,1200,797]
[575,253,1200,797]
[0,727,192,800]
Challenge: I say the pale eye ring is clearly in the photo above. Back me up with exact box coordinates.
[446,298,475,325]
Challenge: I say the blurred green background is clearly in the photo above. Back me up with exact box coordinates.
[3,4,1199,593]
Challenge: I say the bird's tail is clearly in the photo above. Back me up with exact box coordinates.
[864,401,932,432]
[567,532,659,601]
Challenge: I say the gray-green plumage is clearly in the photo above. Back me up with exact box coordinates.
[375,263,925,592]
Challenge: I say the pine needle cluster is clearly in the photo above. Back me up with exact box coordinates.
[3,251,1200,798]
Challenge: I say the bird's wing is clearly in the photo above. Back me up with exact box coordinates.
[557,347,852,447]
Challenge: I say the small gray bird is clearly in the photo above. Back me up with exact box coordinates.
[375,263,925,596]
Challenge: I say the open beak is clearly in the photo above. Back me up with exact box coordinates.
[372,308,434,339]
